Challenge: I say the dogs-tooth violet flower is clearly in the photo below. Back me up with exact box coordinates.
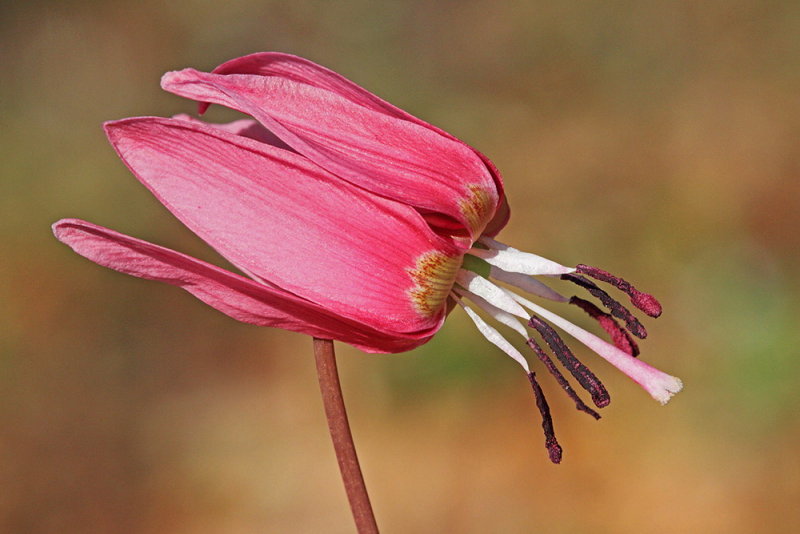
[52,52,682,463]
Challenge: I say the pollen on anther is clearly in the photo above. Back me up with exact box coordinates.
[529,316,611,409]
[569,296,640,357]
[575,264,663,318]
[528,372,563,464]
[527,337,601,419]
[562,273,648,339]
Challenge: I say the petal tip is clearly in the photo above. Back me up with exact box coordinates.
[52,218,79,239]
[102,119,120,139]
[160,68,204,92]
[102,117,143,141]
[160,68,211,113]
[159,69,186,89]
[51,220,65,239]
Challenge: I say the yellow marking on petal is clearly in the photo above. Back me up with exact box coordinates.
[407,251,462,317]
[459,184,495,236]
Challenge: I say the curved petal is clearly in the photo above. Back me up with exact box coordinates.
[199,52,407,122]
[52,219,438,353]
[483,195,510,237]
[104,116,462,333]
[200,51,510,233]
[161,68,500,240]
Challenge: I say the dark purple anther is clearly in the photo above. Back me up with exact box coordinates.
[575,264,663,318]
[528,372,563,464]
[562,273,648,339]
[569,296,640,357]
[529,316,611,408]
[527,338,601,419]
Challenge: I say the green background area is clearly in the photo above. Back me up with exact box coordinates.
[2,1,799,532]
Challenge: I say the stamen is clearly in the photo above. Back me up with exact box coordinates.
[455,297,530,372]
[489,266,569,303]
[459,287,601,418]
[570,296,640,357]
[562,273,648,339]
[470,237,575,276]
[527,338,601,419]
[527,372,563,464]
[529,316,611,408]
[455,270,528,319]
[507,289,682,405]
[575,264,663,318]
[454,288,528,339]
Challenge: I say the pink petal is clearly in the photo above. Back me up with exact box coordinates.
[52,219,439,353]
[199,52,510,236]
[199,52,409,122]
[104,116,462,333]
[161,68,500,240]
[483,195,510,238]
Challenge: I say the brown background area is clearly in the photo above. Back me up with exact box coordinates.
[2,1,799,532]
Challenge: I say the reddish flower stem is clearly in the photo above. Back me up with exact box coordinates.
[313,337,379,534]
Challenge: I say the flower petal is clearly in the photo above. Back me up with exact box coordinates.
[52,219,438,353]
[161,68,500,240]
[199,52,511,235]
[199,52,410,121]
[104,116,462,333]
[483,196,511,238]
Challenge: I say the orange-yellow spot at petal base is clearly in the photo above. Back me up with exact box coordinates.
[459,184,496,237]
[407,251,462,317]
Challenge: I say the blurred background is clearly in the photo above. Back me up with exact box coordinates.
[2,1,799,532]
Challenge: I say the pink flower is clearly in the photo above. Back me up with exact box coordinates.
[53,53,681,462]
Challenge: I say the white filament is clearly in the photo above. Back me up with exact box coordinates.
[471,237,575,276]
[489,266,568,303]
[455,270,528,319]
[468,247,574,276]
[454,297,530,372]
[453,287,528,339]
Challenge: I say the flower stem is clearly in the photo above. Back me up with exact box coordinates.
[313,337,379,533]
